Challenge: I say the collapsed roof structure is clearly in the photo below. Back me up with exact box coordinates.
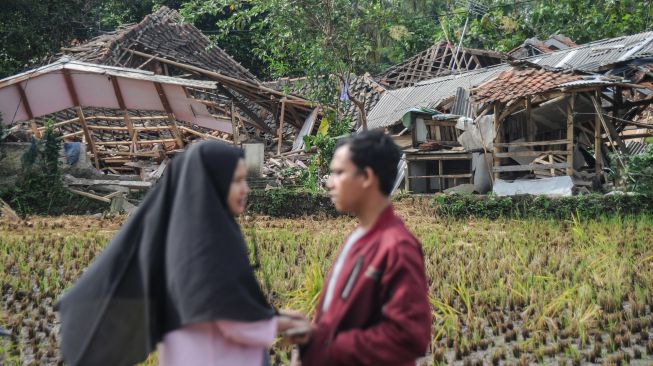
[1,6,317,176]
[376,41,505,89]
[60,7,315,139]
[368,31,653,195]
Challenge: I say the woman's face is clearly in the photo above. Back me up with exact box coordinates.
[227,158,249,216]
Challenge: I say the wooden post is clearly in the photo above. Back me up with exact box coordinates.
[16,84,41,138]
[153,82,184,148]
[566,93,575,176]
[405,160,411,192]
[594,112,603,175]
[493,103,501,181]
[62,69,100,169]
[110,76,138,151]
[230,101,239,146]
[525,97,533,142]
[277,99,286,155]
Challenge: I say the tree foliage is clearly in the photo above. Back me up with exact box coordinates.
[1,0,652,83]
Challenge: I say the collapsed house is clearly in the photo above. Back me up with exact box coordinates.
[368,31,653,195]
[0,58,226,172]
[1,7,321,183]
[60,7,316,149]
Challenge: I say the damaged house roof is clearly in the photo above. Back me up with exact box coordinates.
[62,6,256,82]
[528,31,653,72]
[367,31,653,130]
[508,34,578,58]
[376,41,505,89]
[60,6,315,138]
[367,64,511,130]
[472,67,583,104]
[0,58,233,171]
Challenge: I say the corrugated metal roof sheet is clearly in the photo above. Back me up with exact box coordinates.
[626,141,648,155]
[367,64,510,129]
[529,31,653,71]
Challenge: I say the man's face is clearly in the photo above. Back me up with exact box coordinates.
[326,145,366,213]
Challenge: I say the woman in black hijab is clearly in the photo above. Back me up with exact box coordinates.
[56,141,306,365]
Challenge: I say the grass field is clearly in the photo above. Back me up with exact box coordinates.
[1,199,653,365]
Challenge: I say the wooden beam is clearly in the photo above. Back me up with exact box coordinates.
[525,97,533,142]
[492,163,568,173]
[62,69,100,169]
[229,100,240,145]
[493,103,501,181]
[591,92,626,153]
[277,99,286,155]
[120,48,307,103]
[110,76,138,151]
[494,139,569,148]
[566,93,575,175]
[494,150,569,158]
[15,84,41,138]
[594,115,603,175]
[153,82,184,148]
[216,84,273,134]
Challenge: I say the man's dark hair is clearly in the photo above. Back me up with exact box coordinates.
[336,130,401,196]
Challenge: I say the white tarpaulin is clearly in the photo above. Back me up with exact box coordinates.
[456,115,494,151]
[493,176,574,197]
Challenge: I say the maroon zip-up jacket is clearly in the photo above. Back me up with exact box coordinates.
[301,205,432,366]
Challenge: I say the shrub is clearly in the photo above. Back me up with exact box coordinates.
[0,122,103,216]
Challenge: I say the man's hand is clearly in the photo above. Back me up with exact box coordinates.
[276,309,313,345]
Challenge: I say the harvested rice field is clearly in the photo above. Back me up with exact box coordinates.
[1,200,653,365]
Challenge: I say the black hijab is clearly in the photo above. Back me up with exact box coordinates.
[56,141,274,366]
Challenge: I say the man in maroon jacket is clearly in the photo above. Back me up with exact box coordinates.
[291,130,432,365]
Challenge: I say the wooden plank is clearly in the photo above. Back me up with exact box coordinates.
[68,188,111,203]
[231,101,239,145]
[494,150,569,158]
[61,130,85,139]
[37,117,79,130]
[594,116,603,174]
[96,139,176,146]
[408,174,472,179]
[86,115,168,121]
[64,175,152,189]
[492,163,568,173]
[405,154,473,161]
[153,82,184,148]
[494,139,569,148]
[16,84,41,138]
